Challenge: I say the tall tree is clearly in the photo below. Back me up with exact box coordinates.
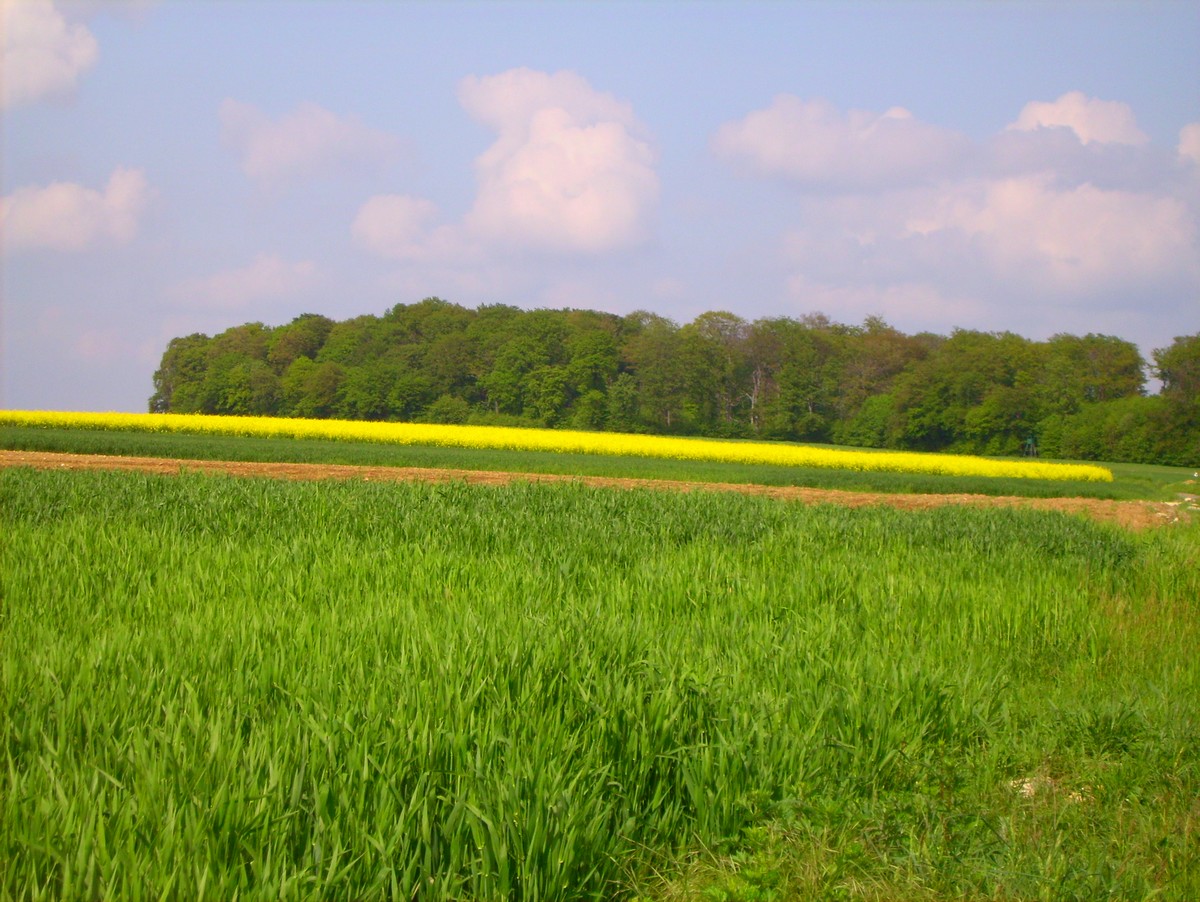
[892,330,1037,452]
[316,315,385,367]
[836,317,927,422]
[282,358,345,418]
[621,313,686,431]
[267,313,334,374]
[1153,333,1200,404]
[1042,333,1145,414]
[680,311,749,433]
[149,333,211,413]
[148,299,1190,466]
[1152,333,1200,460]
[772,317,845,441]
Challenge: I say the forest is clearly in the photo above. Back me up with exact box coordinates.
[150,298,1200,466]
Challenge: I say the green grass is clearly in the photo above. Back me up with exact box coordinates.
[1106,460,1200,501]
[5,424,1190,500]
[2,467,1197,899]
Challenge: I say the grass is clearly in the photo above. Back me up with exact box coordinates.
[2,467,1197,900]
[5,424,1190,500]
[1106,460,1200,501]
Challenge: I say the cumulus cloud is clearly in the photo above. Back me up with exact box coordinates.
[220,99,402,187]
[173,254,319,308]
[985,126,1172,196]
[352,68,659,261]
[458,68,659,253]
[1007,91,1148,146]
[712,95,969,189]
[719,90,1197,339]
[1,167,150,251]
[906,176,1197,294]
[1,0,99,108]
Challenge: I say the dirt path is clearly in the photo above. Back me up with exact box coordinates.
[1,449,1189,530]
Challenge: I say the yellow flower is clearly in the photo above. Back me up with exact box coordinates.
[0,410,1115,482]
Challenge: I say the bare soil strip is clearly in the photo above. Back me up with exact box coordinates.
[1,449,1185,530]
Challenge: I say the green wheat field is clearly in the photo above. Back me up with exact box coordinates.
[2,452,1198,899]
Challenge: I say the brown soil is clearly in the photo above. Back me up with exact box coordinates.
[1,449,1189,530]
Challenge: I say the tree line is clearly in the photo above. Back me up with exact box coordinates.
[151,298,1200,466]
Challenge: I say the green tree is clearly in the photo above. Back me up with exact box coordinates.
[385,297,472,343]
[423,394,471,424]
[148,298,1190,465]
[835,316,928,425]
[565,330,619,396]
[681,311,749,433]
[1041,333,1145,414]
[209,322,270,363]
[767,317,844,441]
[621,313,686,431]
[524,364,572,425]
[334,363,397,420]
[1153,333,1200,405]
[605,373,640,433]
[149,333,211,413]
[571,390,608,430]
[836,393,900,448]
[267,313,334,374]
[1151,333,1200,462]
[425,333,479,400]
[479,336,547,415]
[316,315,384,367]
[892,330,1038,452]
[282,358,345,418]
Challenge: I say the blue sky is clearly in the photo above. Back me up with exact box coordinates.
[3,0,1198,412]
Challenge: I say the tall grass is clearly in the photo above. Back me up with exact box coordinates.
[2,469,1196,899]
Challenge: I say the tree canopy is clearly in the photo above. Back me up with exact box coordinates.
[150,298,1199,466]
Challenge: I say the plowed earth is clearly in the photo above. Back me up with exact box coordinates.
[5,449,1192,530]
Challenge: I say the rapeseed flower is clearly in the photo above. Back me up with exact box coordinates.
[0,410,1115,482]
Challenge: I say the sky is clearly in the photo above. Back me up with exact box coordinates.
[2,0,1198,413]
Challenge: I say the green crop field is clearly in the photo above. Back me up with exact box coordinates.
[2,465,1197,900]
[6,424,1196,500]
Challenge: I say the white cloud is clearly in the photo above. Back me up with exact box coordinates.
[352,68,659,262]
[712,95,969,189]
[1007,91,1148,146]
[351,194,440,259]
[1179,123,1200,166]
[718,90,1198,341]
[458,68,659,253]
[1,0,99,108]
[985,126,1171,198]
[1,167,150,251]
[219,99,402,187]
[459,67,635,136]
[906,175,1196,294]
[173,254,319,309]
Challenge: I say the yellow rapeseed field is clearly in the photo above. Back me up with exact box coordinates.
[1,410,1115,481]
